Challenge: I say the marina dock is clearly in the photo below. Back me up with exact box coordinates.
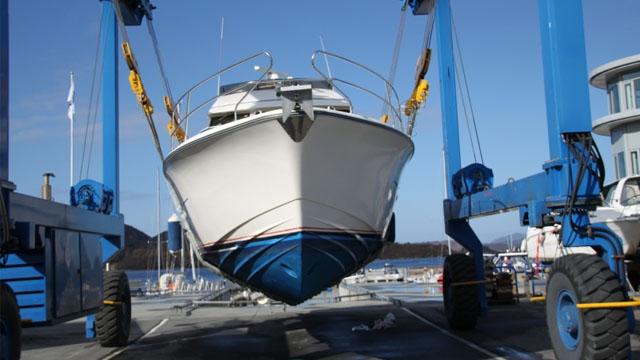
[20,284,640,359]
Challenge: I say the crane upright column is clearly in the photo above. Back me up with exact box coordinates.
[0,0,7,182]
[102,0,119,214]
[435,0,487,316]
[87,0,121,339]
[435,0,460,199]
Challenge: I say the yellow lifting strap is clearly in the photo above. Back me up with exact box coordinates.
[379,114,389,124]
[164,96,185,143]
[414,48,432,85]
[403,48,432,117]
[404,79,430,117]
[122,42,136,71]
[122,42,154,116]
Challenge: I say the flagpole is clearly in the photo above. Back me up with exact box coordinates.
[70,101,73,188]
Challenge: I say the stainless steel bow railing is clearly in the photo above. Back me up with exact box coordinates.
[310,50,405,131]
[170,51,273,142]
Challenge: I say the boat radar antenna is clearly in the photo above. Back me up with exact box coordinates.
[253,65,292,80]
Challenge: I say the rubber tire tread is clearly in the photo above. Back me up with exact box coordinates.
[443,253,480,330]
[95,270,131,347]
[546,254,629,360]
[0,282,21,360]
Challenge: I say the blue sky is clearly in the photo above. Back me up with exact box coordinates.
[7,0,640,241]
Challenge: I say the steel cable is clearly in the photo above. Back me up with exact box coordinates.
[112,0,165,161]
[79,12,105,179]
[451,7,484,164]
[382,3,408,117]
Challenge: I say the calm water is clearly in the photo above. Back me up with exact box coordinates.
[126,257,444,290]
[367,257,444,269]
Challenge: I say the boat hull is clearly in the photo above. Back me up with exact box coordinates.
[164,109,413,304]
[201,230,383,303]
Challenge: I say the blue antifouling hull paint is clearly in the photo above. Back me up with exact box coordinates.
[201,231,383,305]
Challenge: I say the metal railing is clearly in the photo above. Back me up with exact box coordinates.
[170,51,273,142]
[170,50,407,146]
[310,50,405,131]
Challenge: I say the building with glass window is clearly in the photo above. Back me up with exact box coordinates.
[590,54,640,179]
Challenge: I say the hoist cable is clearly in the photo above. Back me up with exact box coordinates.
[146,18,174,103]
[451,8,484,164]
[79,12,104,179]
[382,2,408,116]
[455,62,478,163]
[85,80,102,179]
[423,7,436,50]
[112,0,165,161]
[406,9,436,136]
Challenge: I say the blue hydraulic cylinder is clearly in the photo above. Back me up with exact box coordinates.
[435,0,461,200]
[102,0,119,215]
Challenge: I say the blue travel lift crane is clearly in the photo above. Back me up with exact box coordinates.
[409,0,635,358]
[0,1,153,359]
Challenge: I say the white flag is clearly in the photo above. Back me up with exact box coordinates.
[67,72,75,122]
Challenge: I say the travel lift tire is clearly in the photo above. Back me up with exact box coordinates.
[546,254,630,360]
[0,282,21,360]
[443,254,480,330]
[96,270,132,347]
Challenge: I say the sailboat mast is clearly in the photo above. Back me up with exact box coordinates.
[189,237,197,282]
[156,168,161,287]
[180,227,185,273]
[216,17,224,95]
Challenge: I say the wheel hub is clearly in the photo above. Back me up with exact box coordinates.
[556,289,581,350]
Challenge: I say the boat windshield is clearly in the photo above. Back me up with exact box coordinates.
[621,177,640,206]
[602,182,618,206]
[219,78,332,94]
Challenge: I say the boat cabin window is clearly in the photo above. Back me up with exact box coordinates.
[208,78,349,127]
[621,177,640,206]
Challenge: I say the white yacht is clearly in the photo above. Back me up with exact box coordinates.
[164,52,416,304]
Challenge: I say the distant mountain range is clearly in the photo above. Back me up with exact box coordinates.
[485,232,526,252]
[109,225,186,270]
[110,224,525,270]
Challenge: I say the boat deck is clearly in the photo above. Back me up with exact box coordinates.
[20,285,640,359]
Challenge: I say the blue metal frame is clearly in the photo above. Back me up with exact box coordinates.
[102,0,119,218]
[0,1,148,346]
[432,0,628,319]
[434,0,488,314]
[0,0,7,182]
[86,0,152,338]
